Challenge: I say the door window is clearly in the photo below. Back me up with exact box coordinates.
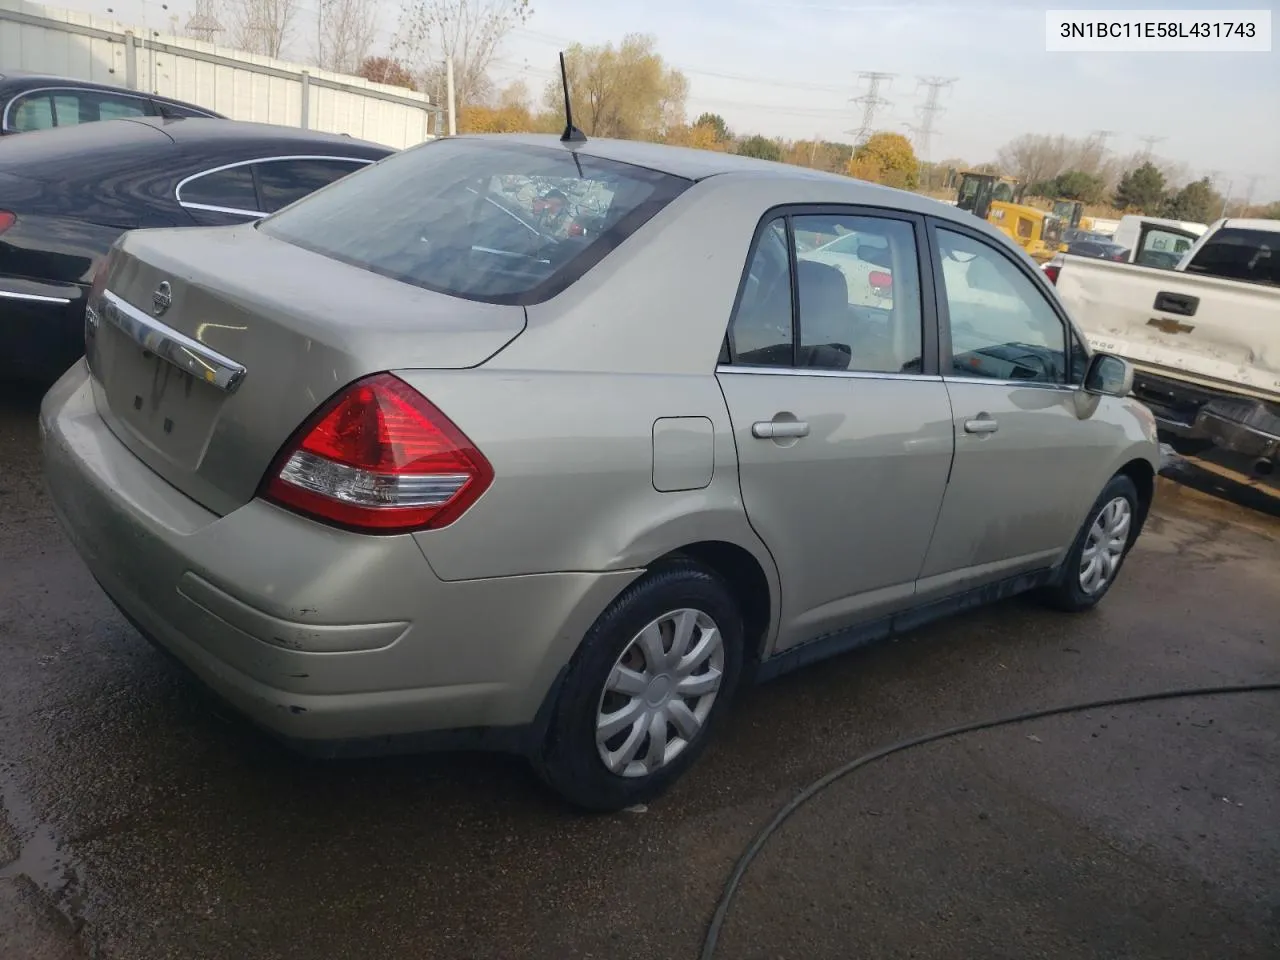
[254,158,370,213]
[178,165,261,214]
[936,227,1067,384]
[9,93,54,131]
[795,215,922,373]
[727,219,794,367]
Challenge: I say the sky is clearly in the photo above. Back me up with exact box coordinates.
[64,0,1280,201]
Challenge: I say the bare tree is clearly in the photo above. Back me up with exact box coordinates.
[394,0,531,110]
[317,0,381,74]
[224,0,298,58]
[183,0,224,43]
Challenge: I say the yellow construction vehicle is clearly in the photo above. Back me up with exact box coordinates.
[1050,198,1097,234]
[954,171,1067,262]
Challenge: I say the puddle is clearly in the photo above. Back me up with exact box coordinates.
[0,762,86,930]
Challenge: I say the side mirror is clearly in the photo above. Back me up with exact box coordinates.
[1084,353,1134,397]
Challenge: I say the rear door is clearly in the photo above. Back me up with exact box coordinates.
[916,219,1109,598]
[717,206,954,650]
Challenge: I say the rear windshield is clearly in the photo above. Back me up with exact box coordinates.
[1183,228,1279,287]
[257,137,691,305]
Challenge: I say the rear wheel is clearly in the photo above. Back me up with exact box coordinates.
[1038,474,1140,612]
[537,562,744,812]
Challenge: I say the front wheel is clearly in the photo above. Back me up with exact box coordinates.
[537,562,744,812]
[1037,474,1140,613]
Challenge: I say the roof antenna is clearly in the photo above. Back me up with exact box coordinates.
[559,51,587,144]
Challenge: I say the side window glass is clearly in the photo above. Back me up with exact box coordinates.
[1068,330,1090,385]
[10,94,54,132]
[51,92,149,127]
[255,158,368,213]
[1135,227,1193,269]
[156,101,213,118]
[179,166,261,214]
[795,214,923,374]
[937,227,1067,384]
[728,219,793,367]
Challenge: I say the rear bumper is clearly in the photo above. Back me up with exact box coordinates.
[1131,369,1280,462]
[0,280,86,383]
[40,363,637,754]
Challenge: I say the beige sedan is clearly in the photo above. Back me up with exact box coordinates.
[41,134,1160,811]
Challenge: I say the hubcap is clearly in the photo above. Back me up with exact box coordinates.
[1079,496,1131,595]
[595,608,725,778]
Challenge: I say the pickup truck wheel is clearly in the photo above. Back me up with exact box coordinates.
[1038,474,1140,613]
[536,562,744,812]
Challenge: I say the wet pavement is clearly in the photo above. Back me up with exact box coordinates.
[1,378,1278,960]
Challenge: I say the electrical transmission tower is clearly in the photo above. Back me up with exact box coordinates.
[184,0,221,43]
[1138,134,1166,158]
[846,72,895,155]
[1089,129,1115,150]
[913,76,957,165]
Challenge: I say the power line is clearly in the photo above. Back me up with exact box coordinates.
[845,71,895,152]
[913,75,956,166]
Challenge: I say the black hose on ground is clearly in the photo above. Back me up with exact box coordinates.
[700,681,1280,960]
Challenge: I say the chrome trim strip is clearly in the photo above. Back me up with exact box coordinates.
[100,290,246,393]
[0,289,72,304]
[174,154,377,213]
[179,202,265,218]
[941,376,1080,393]
[716,365,941,383]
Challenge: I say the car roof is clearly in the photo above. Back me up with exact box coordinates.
[1220,218,1280,234]
[120,115,391,151]
[0,70,197,103]
[454,133,849,183]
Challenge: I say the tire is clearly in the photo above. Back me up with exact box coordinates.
[1037,473,1141,613]
[537,561,744,812]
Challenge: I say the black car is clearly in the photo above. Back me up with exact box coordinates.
[1064,238,1131,262]
[0,70,225,135]
[0,116,393,382]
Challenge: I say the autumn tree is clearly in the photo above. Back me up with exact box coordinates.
[847,132,919,190]
[460,81,535,132]
[1114,162,1167,212]
[1162,177,1222,223]
[544,34,688,141]
[223,0,298,58]
[317,0,381,74]
[692,112,730,143]
[784,139,848,174]
[735,134,783,162]
[396,0,531,109]
[359,56,417,89]
[664,122,726,151]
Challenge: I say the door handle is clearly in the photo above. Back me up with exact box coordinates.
[752,420,810,439]
[963,416,999,435]
[1153,291,1198,317]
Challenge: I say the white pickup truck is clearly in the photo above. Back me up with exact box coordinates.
[1045,218,1280,477]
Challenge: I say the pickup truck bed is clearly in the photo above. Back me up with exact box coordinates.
[1051,227,1280,473]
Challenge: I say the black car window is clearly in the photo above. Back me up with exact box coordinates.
[9,93,55,132]
[154,101,215,118]
[254,158,370,213]
[179,165,261,214]
[937,227,1067,385]
[52,91,150,126]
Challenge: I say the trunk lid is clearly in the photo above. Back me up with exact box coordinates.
[88,223,526,517]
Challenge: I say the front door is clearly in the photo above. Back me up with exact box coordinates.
[916,220,1115,599]
[717,209,953,651]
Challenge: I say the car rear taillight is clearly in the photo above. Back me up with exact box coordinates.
[1043,263,1061,284]
[263,373,493,534]
[0,210,15,234]
[869,270,892,293]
